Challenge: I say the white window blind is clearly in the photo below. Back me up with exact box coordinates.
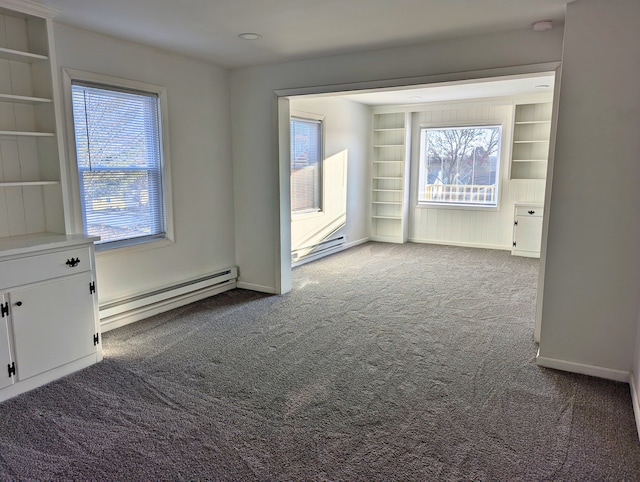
[290,117,322,214]
[71,82,166,246]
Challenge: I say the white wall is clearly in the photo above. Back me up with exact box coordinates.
[289,97,370,259]
[407,101,546,249]
[53,23,236,304]
[538,0,640,376]
[230,28,564,292]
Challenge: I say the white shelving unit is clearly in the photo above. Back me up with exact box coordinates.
[371,112,410,243]
[0,2,70,239]
[0,1,101,403]
[510,102,552,180]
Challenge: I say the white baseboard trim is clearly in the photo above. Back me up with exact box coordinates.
[408,238,509,251]
[629,374,640,442]
[536,353,631,383]
[236,282,277,294]
[292,236,369,267]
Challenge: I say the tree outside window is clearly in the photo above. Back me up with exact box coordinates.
[418,125,501,206]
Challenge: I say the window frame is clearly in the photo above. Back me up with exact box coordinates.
[290,111,324,217]
[416,122,503,209]
[62,69,174,254]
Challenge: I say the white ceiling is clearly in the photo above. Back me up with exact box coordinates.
[337,73,556,106]
[39,0,570,69]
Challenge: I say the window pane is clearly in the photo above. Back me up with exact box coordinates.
[71,83,165,245]
[418,125,501,206]
[291,118,322,213]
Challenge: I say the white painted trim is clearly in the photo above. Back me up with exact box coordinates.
[0,0,58,18]
[292,237,369,268]
[629,374,640,442]
[100,281,236,332]
[535,65,563,344]
[536,353,631,383]
[236,281,277,294]
[408,238,509,252]
[274,62,562,98]
[61,68,174,248]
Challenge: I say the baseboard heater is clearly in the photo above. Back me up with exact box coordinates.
[292,235,346,266]
[99,266,238,332]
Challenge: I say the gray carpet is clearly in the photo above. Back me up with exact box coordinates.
[0,242,639,479]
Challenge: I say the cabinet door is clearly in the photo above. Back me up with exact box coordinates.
[10,273,97,381]
[514,216,543,254]
[0,294,14,390]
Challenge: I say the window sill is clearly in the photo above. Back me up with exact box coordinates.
[95,236,174,259]
[292,210,324,220]
[416,202,499,212]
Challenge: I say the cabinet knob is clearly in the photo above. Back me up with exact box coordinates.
[66,257,80,267]
[15,301,22,307]
[528,210,535,215]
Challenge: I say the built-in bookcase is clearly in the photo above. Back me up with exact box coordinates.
[510,102,552,180]
[371,112,410,243]
[0,2,67,239]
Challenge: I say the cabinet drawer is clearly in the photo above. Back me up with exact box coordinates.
[0,247,92,288]
[515,206,543,217]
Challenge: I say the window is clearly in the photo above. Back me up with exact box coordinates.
[290,116,322,214]
[418,125,502,207]
[70,80,169,247]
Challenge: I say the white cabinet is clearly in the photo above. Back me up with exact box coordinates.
[510,103,552,180]
[0,293,13,390]
[512,203,543,258]
[0,234,101,402]
[371,112,410,243]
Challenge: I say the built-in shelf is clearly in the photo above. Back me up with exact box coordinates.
[0,94,52,104]
[0,181,59,187]
[0,130,55,137]
[510,102,552,181]
[0,7,66,240]
[0,46,48,63]
[371,112,410,243]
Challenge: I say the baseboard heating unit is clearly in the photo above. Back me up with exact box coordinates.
[292,235,346,267]
[99,267,238,332]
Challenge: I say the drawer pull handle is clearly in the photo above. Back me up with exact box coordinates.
[66,257,80,267]
[528,210,535,215]
[15,301,22,307]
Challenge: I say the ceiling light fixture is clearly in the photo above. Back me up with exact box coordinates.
[238,32,262,40]
[532,20,553,32]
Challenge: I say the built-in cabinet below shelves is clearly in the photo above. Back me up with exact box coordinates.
[510,102,552,180]
[0,234,102,402]
[512,203,543,258]
[371,112,410,243]
[0,1,101,403]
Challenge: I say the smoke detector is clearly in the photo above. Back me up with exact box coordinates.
[533,21,553,32]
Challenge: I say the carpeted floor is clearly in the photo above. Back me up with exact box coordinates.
[0,242,639,479]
